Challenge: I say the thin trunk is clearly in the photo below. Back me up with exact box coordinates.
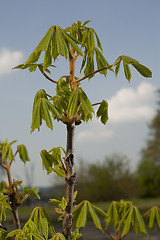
[9,194,21,229]
[63,124,76,240]
[6,166,21,229]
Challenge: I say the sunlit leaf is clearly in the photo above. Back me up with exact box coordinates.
[96,100,108,124]
[87,202,102,230]
[17,144,30,164]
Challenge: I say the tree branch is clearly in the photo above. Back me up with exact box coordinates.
[102,224,114,240]
[75,58,122,83]
[9,149,18,167]
[38,65,58,84]
[0,161,7,169]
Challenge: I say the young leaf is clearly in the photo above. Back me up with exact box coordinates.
[24,26,54,65]
[148,207,156,232]
[67,88,80,117]
[96,100,108,124]
[79,88,94,121]
[123,61,131,82]
[44,40,52,70]
[40,149,53,173]
[76,201,88,228]
[121,207,134,238]
[90,203,107,218]
[54,167,66,178]
[132,62,152,78]
[17,144,30,164]
[134,207,147,236]
[87,202,102,230]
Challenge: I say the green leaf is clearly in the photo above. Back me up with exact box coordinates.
[106,201,119,228]
[17,144,30,164]
[115,61,121,77]
[96,100,108,124]
[95,47,108,76]
[56,27,69,59]
[82,20,91,26]
[93,29,103,51]
[155,207,160,230]
[121,207,134,238]
[123,61,131,82]
[62,30,82,56]
[49,199,61,205]
[90,203,107,218]
[7,229,21,237]
[148,207,156,231]
[43,40,52,70]
[79,88,94,122]
[76,201,88,228]
[0,228,8,239]
[24,26,54,66]
[134,207,147,236]
[32,233,45,240]
[40,149,53,173]
[68,88,80,117]
[87,202,102,230]
[54,167,66,178]
[132,62,152,78]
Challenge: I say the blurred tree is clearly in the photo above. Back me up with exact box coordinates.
[76,154,138,202]
[138,90,160,197]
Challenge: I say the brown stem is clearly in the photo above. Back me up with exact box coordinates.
[6,165,21,229]
[63,124,75,240]
[38,65,57,84]
[102,224,114,240]
[9,194,21,229]
[69,47,76,84]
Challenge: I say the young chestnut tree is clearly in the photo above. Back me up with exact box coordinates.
[0,139,40,230]
[15,20,152,240]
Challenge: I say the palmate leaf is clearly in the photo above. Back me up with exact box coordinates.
[121,55,152,81]
[30,207,55,238]
[73,201,105,230]
[96,100,108,124]
[31,90,60,133]
[17,144,30,164]
[40,149,53,173]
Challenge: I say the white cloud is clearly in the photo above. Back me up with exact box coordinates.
[0,48,23,76]
[76,123,114,143]
[76,82,157,143]
[109,82,156,123]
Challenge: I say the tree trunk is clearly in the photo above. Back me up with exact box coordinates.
[63,124,76,240]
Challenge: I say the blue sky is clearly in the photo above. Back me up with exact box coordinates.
[0,1,160,187]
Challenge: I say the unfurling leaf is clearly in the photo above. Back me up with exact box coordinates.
[88,202,102,230]
[31,90,60,133]
[17,144,30,164]
[96,100,108,124]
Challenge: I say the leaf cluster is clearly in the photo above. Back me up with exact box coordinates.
[40,147,66,177]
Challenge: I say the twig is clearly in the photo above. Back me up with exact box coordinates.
[92,102,102,106]
[75,58,122,83]
[38,65,58,84]
[102,224,114,240]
